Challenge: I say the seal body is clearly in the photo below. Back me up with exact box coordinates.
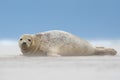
[19,30,117,56]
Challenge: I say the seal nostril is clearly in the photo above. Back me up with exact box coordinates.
[22,42,26,45]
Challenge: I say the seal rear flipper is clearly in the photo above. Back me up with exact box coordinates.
[95,47,117,55]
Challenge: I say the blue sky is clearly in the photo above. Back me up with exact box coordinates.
[0,0,120,40]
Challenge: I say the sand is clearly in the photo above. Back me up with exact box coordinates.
[0,56,120,80]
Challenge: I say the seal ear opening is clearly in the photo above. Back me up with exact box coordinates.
[35,33,43,38]
[30,35,36,46]
[30,34,40,47]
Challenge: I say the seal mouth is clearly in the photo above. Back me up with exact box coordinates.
[21,43,28,50]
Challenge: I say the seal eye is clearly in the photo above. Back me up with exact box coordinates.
[28,39,31,42]
[20,38,23,41]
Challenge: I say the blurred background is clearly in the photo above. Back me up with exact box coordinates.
[0,0,120,40]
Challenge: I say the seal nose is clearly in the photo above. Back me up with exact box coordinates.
[22,42,26,45]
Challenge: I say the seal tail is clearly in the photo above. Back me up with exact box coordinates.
[94,47,117,55]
